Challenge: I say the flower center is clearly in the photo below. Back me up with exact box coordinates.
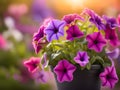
[54,28,59,33]
[32,63,37,68]
[63,68,67,73]
[94,40,98,44]
[106,74,111,80]
[80,57,84,61]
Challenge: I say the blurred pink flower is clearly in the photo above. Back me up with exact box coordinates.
[0,35,6,49]
[8,4,28,19]
[23,57,40,73]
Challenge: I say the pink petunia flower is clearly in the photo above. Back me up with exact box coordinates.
[86,32,106,52]
[54,60,76,83]
[99,66,119,88]
[74,51,89,67]
[23,57,40,73]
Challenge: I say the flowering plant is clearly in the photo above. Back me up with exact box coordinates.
[24,9,120,89]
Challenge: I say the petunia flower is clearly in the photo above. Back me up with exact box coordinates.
[33,70,48,84]
[62,14,83,24]
[84,8,105,30]
[44,19,66,42]
[86,32,106,52]
[32,25,47,54]
[106,48,119,59]
[33,25,45,41]
[66,25,84,41]
[74,51,89,67]
[99,66,119,88]
[103,15,120,29]
[54,60,76,83]
[23,57,40,73]
[105,27,119,46]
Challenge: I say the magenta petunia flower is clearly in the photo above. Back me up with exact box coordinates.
[99,66,119,88]
[54,60,76,83]
[33,25,45,41]
[86,32,106,52]
[74,51,89,67]
[23,57,40,73]
[66,25,84,41]
[105,27,119,46]
[62,14,83,24]
[44,19,66,42]
[32,25,47,54]
[84,8,105,30]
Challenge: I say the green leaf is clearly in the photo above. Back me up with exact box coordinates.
[86,63,91,70]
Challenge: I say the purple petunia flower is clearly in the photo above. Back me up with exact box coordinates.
[74,51,89,67]
[105,27,119,46]
[23,57,40,73]
[62,14,83,24]
[106,48,119,59]
[103,15,120,29]
[66,25,84,41]
[99,66,119,88]
[33,70,48,84]
[44,19,66,42]
[86,32,106,52]
[0,35,6,49]
[54,60,76,83]
[84,8,105,30]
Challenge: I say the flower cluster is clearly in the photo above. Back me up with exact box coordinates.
[24,9,120,88]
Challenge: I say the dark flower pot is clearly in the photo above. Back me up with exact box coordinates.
[53,65,102,90]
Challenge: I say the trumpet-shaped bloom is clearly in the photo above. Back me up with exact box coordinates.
[62,14,83,24]
[86,32,106,52]
[99,66,119,88]
[54,60,76,83]
[66,25,84,41]
[23,57,40,73]
[84,8,105,30]
[44,19,66,42]
[33,25,47,54]
[106,48,119,59]
[74,51,89,67]
[105,27,119,46]
[33,70,48,83]
[103,15,120,29]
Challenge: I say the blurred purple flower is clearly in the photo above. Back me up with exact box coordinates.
[33,70,48,84]
[31,0,54,22]
[54,60,76,83]
[74,51,89,67]
[44,19,66,42]
[62,14,83,24]
[66,25,84,41]
[105,27,119,46]
[23,57,40,73]
[86,32,106,52]
[99,66,119,88]
[84,8,105,30]
[103,15,120,29]
[106,48,119,59]
[41,53,49,68]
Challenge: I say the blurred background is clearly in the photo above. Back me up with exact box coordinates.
[0,0,120,90]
